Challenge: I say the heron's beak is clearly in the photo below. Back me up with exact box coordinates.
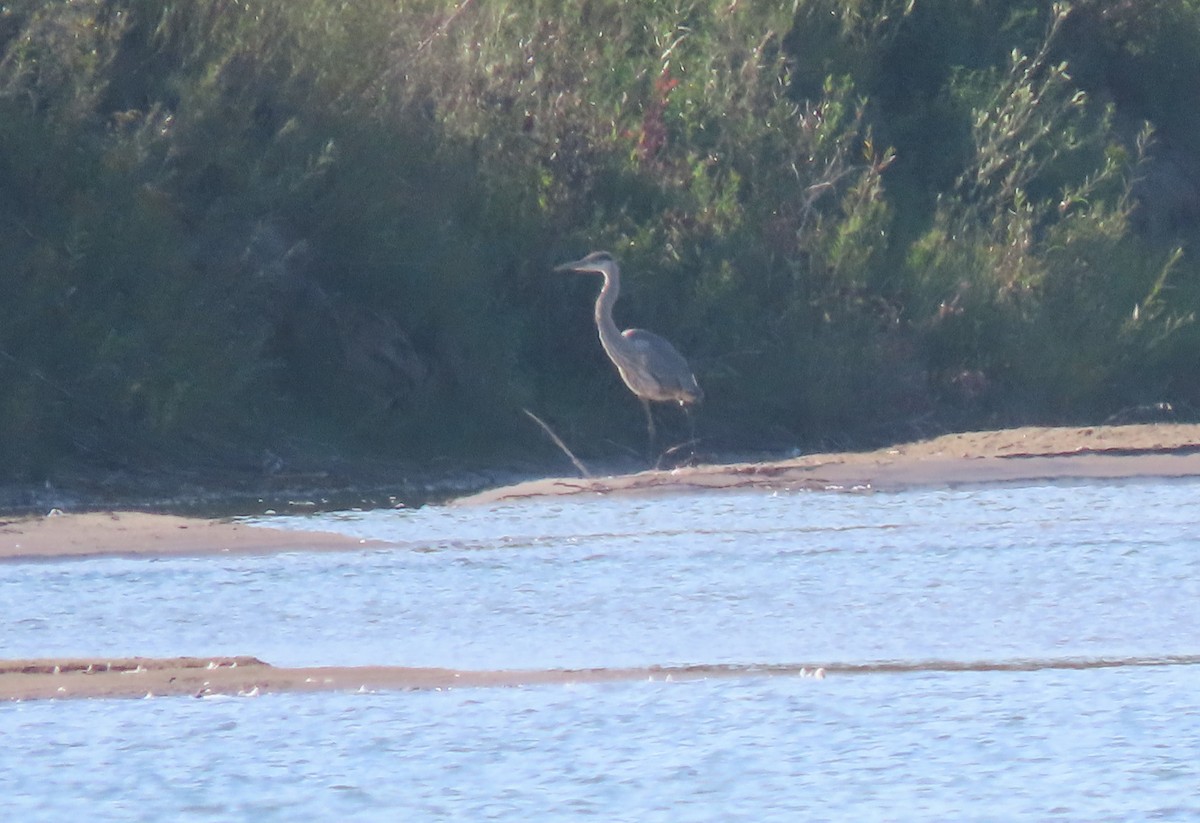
[554,256,592,273]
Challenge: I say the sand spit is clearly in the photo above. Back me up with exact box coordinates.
[459,423,1200,504]
[0,510,379,561]
[5,654,1198,701]
[5,425,1200,563]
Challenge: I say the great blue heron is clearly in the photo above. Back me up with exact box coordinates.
[554,251,702,447]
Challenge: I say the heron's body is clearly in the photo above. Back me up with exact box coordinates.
[555,251,701,445]
[608,328,700,404]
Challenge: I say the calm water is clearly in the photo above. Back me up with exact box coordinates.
[3,479,1200,820]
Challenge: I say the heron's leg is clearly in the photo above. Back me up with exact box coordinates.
[684,404,697,461]
[641,398,657,452]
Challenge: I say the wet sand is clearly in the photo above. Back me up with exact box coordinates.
[1,657,743,701]
[5,655,1197,701]
[460,423,1200,504]
[0,510,379,561]
[5,425,1199,563]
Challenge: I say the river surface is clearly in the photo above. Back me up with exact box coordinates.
[3,479,1200,820]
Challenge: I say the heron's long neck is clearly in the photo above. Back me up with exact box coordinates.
[594,269,623,358]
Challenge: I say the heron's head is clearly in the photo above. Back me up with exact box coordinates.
[554,251,618,278]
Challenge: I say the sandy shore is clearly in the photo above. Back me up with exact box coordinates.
[460,423,1200,504]
[5,654,1197,701]
[0,510,379,561]
[3,424,1200,561]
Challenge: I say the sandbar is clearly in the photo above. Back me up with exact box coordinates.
[459,423,1200,504]
[4,425,1200,563]
[0,510,378,562]
[4,654,1197,701]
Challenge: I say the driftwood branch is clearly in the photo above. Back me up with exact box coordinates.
[522,409,591,478]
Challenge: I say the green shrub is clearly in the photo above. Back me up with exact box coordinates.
[2,0,1199,483]
[908,6,1193,419]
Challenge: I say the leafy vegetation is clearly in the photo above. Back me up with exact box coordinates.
[2,0,1199,484]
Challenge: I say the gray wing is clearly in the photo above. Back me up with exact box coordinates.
[619,328,702,403]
